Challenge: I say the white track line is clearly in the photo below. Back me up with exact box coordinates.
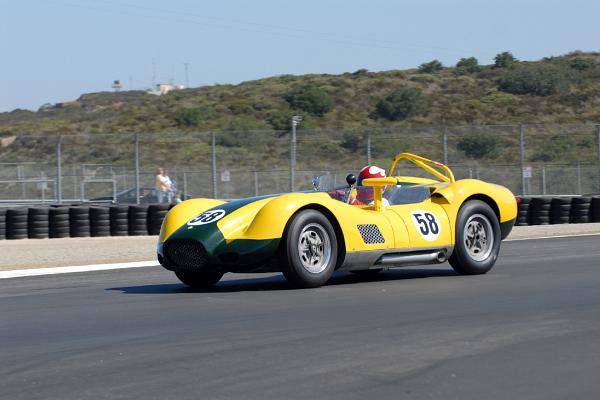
[0,260,160,279]
[506,232,600,241]
[2,233,600,279]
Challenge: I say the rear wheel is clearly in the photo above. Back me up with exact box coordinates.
[449,200,501,275]
[281,210,338,288]
[175,269,224,288]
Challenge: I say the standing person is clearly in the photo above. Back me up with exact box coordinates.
[155,168,171,203]
[163,169,174,203]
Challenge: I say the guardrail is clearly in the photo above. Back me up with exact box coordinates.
[0,197,599,240]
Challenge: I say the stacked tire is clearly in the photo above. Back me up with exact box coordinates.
[109,205,129,236]
[6,208,28,239]
[515,196,531,226]
[69,207,91,237]
[90,206,110,237]
[28,207,50,239]
[570,197,592,223]
[128,205,148,236]
[0,209,6,240]
[529,197,552,225]
[550,197,572,225]
[50,207,70,238]
[592,197,600,223]
[148,204,170,235]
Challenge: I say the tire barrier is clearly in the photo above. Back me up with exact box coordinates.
[90,206,110,237]
[0,208,6,240]
[529,197,552,225]
[515,196,531,226]
[69,207,91,238]
[109,205,129,236]
[28,207,50,239]
[550,197,572,225]
[570,197,592,224]
[592,197,600,223]
[2,197,596,240]
[6,208,29,240]
[50,207,70,238]
[148,204,170,235]
[128,205,149,236]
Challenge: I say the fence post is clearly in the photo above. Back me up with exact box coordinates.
[56,136,62,204]
[577,162,582,195]
[254,171,259,196]
[542,165,546,195]
[597,124,600,192]
[366,129,372,165]
[211,131,218,198]
[183,172,188,200]
[134,133,140,205]
[443,126,448,165]
[290,118,300,192]
[519,125,526,196]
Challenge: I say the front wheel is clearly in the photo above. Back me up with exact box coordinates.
[281,210,338,288]
[175,269,224,288]
[449,200,501,275]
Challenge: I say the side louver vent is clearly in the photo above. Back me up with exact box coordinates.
[357,224,385,244]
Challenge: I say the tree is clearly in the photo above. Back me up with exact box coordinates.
[284,85,334,116]
[497,65,566,96]
[457,133,498,159]
[494,52,518,69]
[375,88,426,121]
[418,60,443,73]
[456,57,481,73]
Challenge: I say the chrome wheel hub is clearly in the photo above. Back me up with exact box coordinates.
[464,213,494,261]
[298,223,331,274]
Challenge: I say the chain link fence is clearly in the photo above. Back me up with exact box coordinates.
[1,124,599,205]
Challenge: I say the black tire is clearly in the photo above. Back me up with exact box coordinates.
[175,269,224,288]
[281,210,338,288]
[449,200,501,275]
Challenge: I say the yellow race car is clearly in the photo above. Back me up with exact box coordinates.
[157,153,517,288]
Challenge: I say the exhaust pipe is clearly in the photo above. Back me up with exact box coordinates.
[377,250,447,266]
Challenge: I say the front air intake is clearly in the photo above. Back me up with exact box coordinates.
[163,239,208,270]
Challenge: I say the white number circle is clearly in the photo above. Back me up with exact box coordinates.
[411,210,441,241]
[187,209,226,226]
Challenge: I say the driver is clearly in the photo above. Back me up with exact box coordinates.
[350,165,390,206]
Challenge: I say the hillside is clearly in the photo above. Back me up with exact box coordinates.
[1,51,600,136]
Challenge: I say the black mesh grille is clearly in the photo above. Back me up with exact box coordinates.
[357,224,385,244]
[163,239,208,269]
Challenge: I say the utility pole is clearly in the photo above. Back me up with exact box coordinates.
[56,136,62,204]
[184,62,190,88]
[134,133,140,205]
[290,116,302,192]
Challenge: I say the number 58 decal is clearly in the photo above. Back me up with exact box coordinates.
[411,211,440,241]
[188,209,226,226]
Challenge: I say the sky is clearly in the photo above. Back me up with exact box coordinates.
[1,0,599,112]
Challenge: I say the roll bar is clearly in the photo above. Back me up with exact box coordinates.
[388,153,455,183]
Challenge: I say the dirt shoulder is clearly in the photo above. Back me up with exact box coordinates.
[1,224,600,271]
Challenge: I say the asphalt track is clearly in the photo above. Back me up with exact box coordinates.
[1,235,600,400]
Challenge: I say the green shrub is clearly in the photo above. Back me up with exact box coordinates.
[284,85,334,116]
[456,57,481,73]
[497,65,567,96]
[375,88,426,121]
[494,52,518,69]
[174,107,212,127]
[457,133,498,159]
[569,58,595,71]
[418,60,443,73]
